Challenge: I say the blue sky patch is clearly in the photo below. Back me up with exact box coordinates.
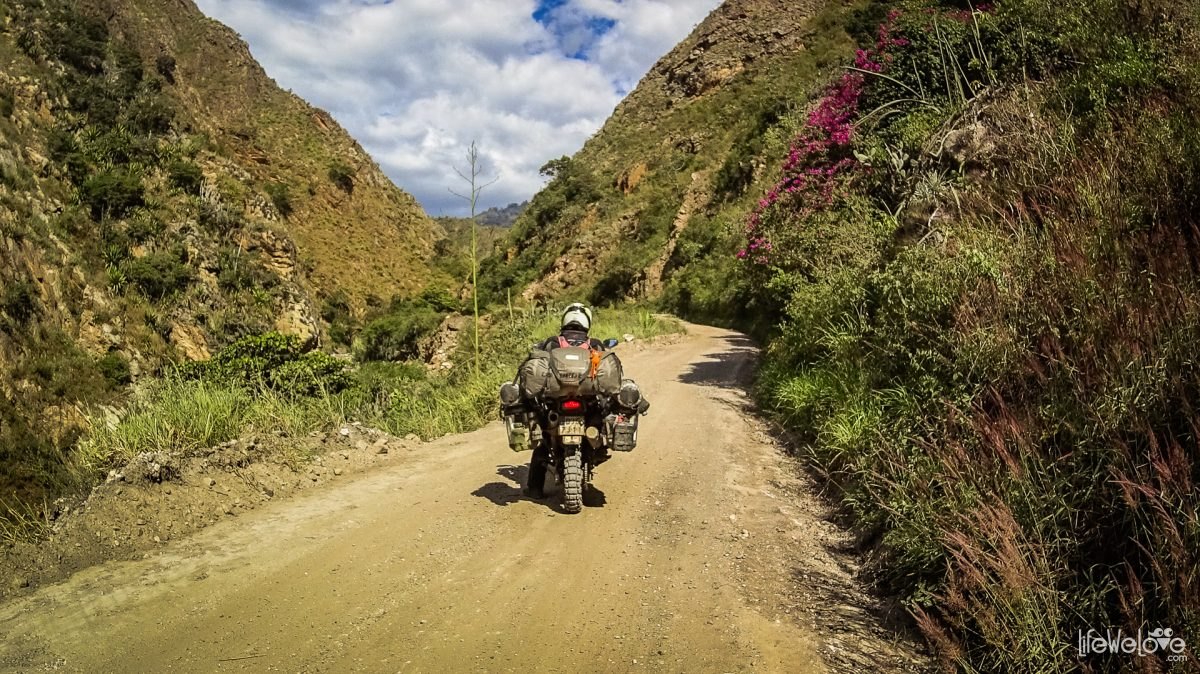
[533,0,617,60]
[532,0,569,25]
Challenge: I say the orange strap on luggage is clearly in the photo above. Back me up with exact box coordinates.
[589,350,602,379]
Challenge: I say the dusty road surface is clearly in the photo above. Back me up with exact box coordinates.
[0,324,925,673]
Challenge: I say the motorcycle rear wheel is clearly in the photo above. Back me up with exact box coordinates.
[562,452,583,514]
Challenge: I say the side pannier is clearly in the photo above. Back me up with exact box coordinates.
[518,349,552,399]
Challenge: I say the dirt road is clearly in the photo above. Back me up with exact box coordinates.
[0,325,924,673]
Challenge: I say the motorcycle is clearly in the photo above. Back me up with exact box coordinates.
[500,338,648,513]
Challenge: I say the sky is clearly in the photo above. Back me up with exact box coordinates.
[193,0,723,216]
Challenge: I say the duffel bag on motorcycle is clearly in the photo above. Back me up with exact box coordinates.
[520,346,624,399]
[518,349,553,399]
[547,346,623,398]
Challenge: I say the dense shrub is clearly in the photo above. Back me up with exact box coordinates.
[417,286,461,313]
[267,351,350,396]
[126,212,164,243]
[80,170,145,220]
[2,280,38,323]
[0,88,13,119]
[124,92,174,135]
[110,43,144,101]
[123,250,193,300]
[97,351,132,388]
[216,247,278,293]
[36,6,108,75]
[327,162,354,194]
[197,200,243,233]
[265,182,293,218]
[155,54,177,83]
[184,332,349,396]
[320,290,356,347]
[356,304,442,362]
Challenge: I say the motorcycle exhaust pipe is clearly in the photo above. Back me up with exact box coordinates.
[547,411,560,425]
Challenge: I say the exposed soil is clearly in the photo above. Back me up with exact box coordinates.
[0,324,929,673]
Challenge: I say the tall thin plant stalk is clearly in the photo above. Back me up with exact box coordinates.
[449,141,498,377]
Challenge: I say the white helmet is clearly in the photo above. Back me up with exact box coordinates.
[561,302,593,332]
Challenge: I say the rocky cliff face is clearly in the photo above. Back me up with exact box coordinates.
[617,0,824,117]
[0,0,440,501]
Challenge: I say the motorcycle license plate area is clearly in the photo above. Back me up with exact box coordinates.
[558,418,586,444]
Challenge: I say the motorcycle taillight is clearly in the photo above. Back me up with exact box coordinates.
[561,399,583,412]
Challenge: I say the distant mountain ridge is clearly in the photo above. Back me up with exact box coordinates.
[475,201,526,227]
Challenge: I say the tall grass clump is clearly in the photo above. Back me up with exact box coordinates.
[77,379,251,474]
[736,1,1200,671]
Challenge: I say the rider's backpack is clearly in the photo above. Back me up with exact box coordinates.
[550,336,626,398]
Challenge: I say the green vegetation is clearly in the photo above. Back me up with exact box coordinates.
[265,181,293,218]
[155,53,177,83]
[720,4,1200,669]
[356,301,443,362]
[216,247,277,293]
[97,351,132,388]
[1,280,38,324]
[80,169,145,220]
[0,0,443,534]
[180,333,350,394]
[167,160,203,195]
[76,307,680,481]
[319,290,355,347]
[327,162,354,194]
[123,249,194,300]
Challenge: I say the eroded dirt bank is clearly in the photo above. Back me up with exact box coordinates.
[0,324,927,672]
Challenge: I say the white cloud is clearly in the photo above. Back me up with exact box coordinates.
[194,0,721,215]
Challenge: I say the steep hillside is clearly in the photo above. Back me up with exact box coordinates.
[108,0,441,301]
[489,0,1200,671]
[0,0,439,504]
[481,0,843,314]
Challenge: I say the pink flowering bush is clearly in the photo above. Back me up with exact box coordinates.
[740,11,910,266]
[741,4,1006,270]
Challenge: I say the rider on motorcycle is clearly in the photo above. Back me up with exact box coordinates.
[524,302,604,499]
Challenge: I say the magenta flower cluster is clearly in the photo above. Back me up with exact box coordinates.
[739,11,909,265]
